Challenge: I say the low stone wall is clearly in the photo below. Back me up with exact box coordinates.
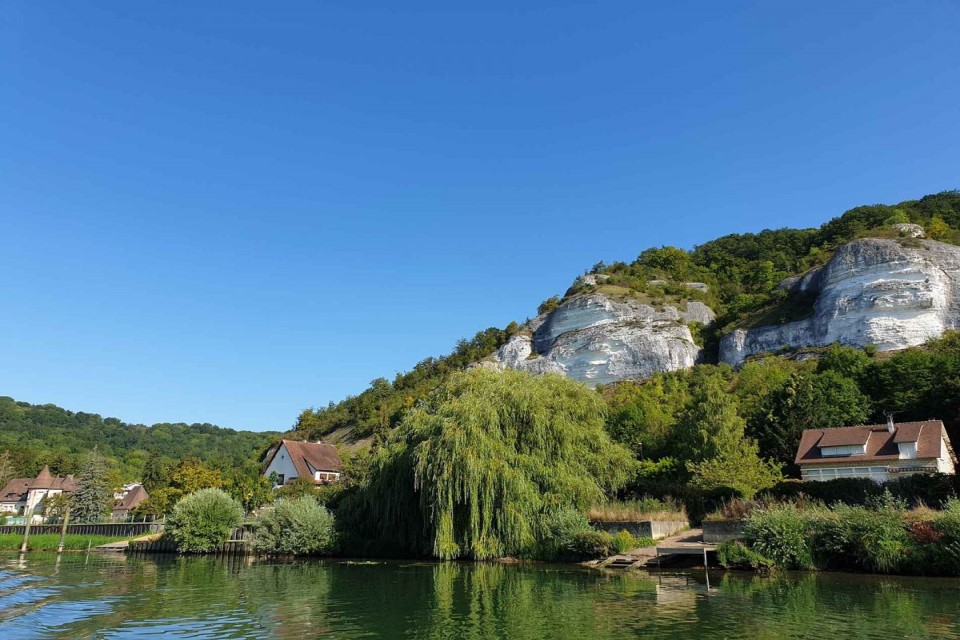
[592,520,688,541]
[702,520,745,543]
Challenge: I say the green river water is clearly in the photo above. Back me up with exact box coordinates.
[1,552,959,639]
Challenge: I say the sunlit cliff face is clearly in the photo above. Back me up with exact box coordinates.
[814,240,955,351]
[720,238,960,365]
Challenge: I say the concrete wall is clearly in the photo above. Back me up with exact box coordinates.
[702,520,745,543]
[592,520,688,541]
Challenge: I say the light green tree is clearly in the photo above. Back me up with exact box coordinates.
[340,368,636,560]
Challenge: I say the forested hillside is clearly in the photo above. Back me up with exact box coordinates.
[0,396,277,482]
[296,190,960,445]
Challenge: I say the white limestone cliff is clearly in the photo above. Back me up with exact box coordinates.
[484,292,715,386]
[720,238,960,365]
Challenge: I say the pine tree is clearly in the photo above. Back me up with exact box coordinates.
[72,448,112,523]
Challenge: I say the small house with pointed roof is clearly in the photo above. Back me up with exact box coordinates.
[262,440,343,487]
[112,483,150,520]
[0,466,78,519]
[795,418,957,482]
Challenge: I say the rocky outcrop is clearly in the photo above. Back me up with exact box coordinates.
[484,292,715,386]
[720,238,960,365]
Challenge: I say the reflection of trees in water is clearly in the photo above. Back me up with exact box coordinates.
[8,556,960,639]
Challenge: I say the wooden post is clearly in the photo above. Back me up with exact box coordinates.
[20,507,35,553]
[57,507,72,554]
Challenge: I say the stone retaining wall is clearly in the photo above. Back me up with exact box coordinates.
[592,520,688,540]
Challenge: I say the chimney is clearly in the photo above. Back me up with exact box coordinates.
[886,413,896,433]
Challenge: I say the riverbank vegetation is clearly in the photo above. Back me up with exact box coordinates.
[0,533,131,551]
[718,496,960,576]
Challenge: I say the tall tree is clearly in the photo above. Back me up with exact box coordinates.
[340,368,636,560]
[72,448,113,523]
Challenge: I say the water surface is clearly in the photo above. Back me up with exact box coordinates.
[2,552,959,638]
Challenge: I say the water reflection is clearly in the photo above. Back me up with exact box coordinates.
[1,553,958,639]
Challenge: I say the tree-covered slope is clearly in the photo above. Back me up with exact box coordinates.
[0,396,278,481]
[296,190,960,445]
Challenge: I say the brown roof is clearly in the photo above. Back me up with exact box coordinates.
[267,440,342,481]
[114,485,149,512]
[0,470,78,503]
[796,420,951,466]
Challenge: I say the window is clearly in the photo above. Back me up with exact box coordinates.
[821,445,866,457]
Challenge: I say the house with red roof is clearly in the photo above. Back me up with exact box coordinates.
[262,440,343,487]
[795,418,957,482]
[0,466,78,520]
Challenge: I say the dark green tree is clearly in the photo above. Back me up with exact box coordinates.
[72,448,113,523]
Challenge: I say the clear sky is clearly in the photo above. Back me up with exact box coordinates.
[2,2,958,431]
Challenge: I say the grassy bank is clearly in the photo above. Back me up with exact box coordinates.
[0,533,132,551]
[716,496,960,576]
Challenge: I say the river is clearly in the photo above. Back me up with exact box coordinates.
[1,552,959,638]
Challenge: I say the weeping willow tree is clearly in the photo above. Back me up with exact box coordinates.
[339,368,636,559]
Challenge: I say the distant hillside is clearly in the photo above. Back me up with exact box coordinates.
[0,396,278,481]
[295,190,960,445]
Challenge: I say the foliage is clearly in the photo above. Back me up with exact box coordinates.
[338,368,636,560]
[0,396,277,483]
[294,326,519,442]
[610,530,641,554]
[167,488,243,553]
[716,541,774,570]
[71,449,113,523]
[252,496,337,556]
[687,443,783,500]
[743,503,815,570]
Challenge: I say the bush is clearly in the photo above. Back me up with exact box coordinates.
[253,496,337,556]
[167,488,243,553]
[743,504,815,570]
[611,530,638,554]
[716,541,774,570]
[534,508,597,561]
[836,505,910,573]
[569,530,612,560]
[763,478,881,506]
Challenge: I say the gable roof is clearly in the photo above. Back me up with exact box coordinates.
[267,440,342,478]
[796,420,950,466]
[114,484,149,512]
[0,470,78,503]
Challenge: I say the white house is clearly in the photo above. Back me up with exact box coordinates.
[0,466,78,521]
[262,440,343,487]
[795,419,957,482]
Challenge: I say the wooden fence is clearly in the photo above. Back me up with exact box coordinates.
[0,522,163,537]
[127,525,253,556]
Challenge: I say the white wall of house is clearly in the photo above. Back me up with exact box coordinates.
[263,444,300,485]
[938,438,957,474]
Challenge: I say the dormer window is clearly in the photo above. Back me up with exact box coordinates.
[821,444,866,457]
[898,442,917,460]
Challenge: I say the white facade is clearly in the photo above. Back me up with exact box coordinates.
[263,443,301,487]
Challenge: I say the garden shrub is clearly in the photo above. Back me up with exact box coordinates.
[763,478,881,507]
[716,541,774,570]
[886,474,957,509]
[611,530,638,554]
[834,505,910,574]
[743,504,814,570]
[534,508,613,561]
[253,496,337,556]
[167,488,243,553]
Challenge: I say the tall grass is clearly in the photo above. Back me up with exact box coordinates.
[587,497,686,522]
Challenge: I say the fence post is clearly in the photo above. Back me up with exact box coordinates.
[20,507,35,553]
[57,507,72,554]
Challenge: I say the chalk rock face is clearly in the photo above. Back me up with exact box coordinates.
[487,293,715,386]
[720,238,960,365]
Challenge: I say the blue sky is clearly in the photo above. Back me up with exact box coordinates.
[1,1,958,431]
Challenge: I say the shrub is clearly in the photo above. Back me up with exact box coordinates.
[704,497,765,522]
[611,530,638,554]
[568,530,612,560]
[716,541,774,570]
[763,478,881,506]
[743,504,814,570]
[834,505,910,574]
[534,508,598,561]
[253,496,337,556]
[167,488,243,553]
